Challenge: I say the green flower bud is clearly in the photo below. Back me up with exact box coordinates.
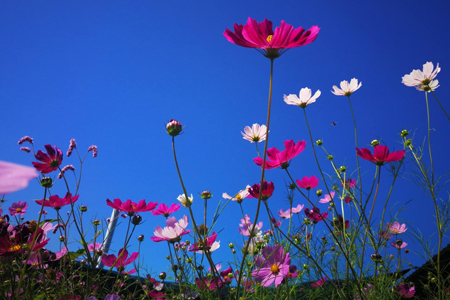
[40,177,53,188]
[405,139,412,147]
[339,166,346,173]
[401,130,409,138]
[200,191,212,200]
[371,140,380,147]
[93,220,100,226]
[228,243,234,249]
[316,140,323,146]
[80,205,88,212]
[166,119,183,137]
[327,155,333,160]
[316,189,322,196]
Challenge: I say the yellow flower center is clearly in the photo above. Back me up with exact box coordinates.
[236,195,242,200]
[16,208,22,213]
[9,244,21,252]
[270,263,280,274]
[266,35,273,43]
[131,205,136,210]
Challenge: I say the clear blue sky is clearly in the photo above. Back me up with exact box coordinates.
[1,0,450,277]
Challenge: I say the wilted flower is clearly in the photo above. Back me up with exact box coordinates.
[252,245,291,287]
[331,78,362,96]
[32,145,63,174]
[284,88,321,108]
[177,194,193,207]
[0,161,38,194]
[402,62,440,92]
[241,124,267,143]
[254,140,306,169]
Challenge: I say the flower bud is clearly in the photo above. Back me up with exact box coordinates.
[404,249,409,254]
[200,191,212,200]
[228,243,234,249]
[405,139,412,147]
[330,202,335,207]
[132,215,142,225]
[389,254,394,259]
[327,155,333,161]
[80,205,88,212]
[59,235,65,242]
[371,253,382,263]
[339,166,346,173]
[138,235,144,242]
[303,264,309,269]
[96,249,103,256]
[40,177,53,188]
[316,140,323,146]
[198,224,208,236]
[93,220,100,226]
[371,140,380,147]
[330,246,336,251]
[232,249,236,254]
[166,119,183,137]
[395,239,403,246]
[185,240,190,245]
[401,130,409,138]
[166,255,170,260]
[316,189,322,197]
[186,257,193,264]
[159,272,166,280]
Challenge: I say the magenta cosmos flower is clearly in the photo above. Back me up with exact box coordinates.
[248,181,274,200]
[106,198,158,216]
[151,215,191,243]
[304,207,328,223]
[311,277,327,287]
[224,17,320,59]
[102,248,138,271]
[342,178,356,188]
[32,144,63,174]
[386,221,407,234]
[152,203,180,217]
[252,245,291,287]
[9,201,28,216]
[254,140,306,169]
[396,284,415,298]
[356,145,406,166]
[296,176,319,190]
[0,161,38,194]
[35,193,79,210]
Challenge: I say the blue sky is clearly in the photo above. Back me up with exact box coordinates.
[1,0,450,277]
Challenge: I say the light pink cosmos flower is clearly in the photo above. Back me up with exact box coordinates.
[356,145,406,166]
[0,161,38,194]
[241,124,267,143]
[224,17,320,59]
[284,87,321,108]
[88,243,103,252]
[331,78,362,96]
[223,185,252,203]
[311,276,328,287]
[102,248,138,270]
[252,245,291,287]
[239,215,263,237]
[391,239,408,249]
[152,203,181,217]
[278,204,304,219]
[106,198,158,216]
[52,247,68,261]
[319,191,335,204]
[32,145,63,174]
[151,215,191,243]
[9,201,28,216]
[190,232,220,253]
[402,62,440,92]
[386,222,407,234]
[296,176,319,190]
[254,140,306,169]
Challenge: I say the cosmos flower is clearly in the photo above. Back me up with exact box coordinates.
[402,62,440,92]
[88,243,102,252]
[252,245,291,287]
[190,232,221,253]
[177,194,193,207]
[331,78,362,96]
[284,87,321,108]
[32,145,63,174]
[224,17,320,59]
[296,176,319,190]
[311,277,328,287]
[0,161,38,194]
[248,181,275,200]
[222,185,252,203]
[396,284,415,298]
[241,124,267,143]
[151,215,191,243]
[342,178,356,188]
[102,248,138,271]
[239,215,263,237]
[386,222,407,234]
[304,207,328,223]
[254,140,306,169]
[319,191,335,204]
[356,145,406,166]
[278,204,304,219]
[8,201,28,216]
[166,119,183,137]
[36,193,79,210]
[391,239,408,249]
[106,198,158,216]
[152,203,180,217]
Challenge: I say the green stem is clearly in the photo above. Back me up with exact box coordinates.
[348,96,363,202]
[430,90,450,123]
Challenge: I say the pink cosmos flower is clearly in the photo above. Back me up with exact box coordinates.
[402,62,440,92]
[319,191,335,204]
[0,161,38,194]
[224,17,320,59]
[52,247,68,261]
[88,243,103,252]
[356,145,406,166]
[106,198,158,216]
[342,178,356,188]
[304,207,328,223]
[9,201,28,216]
[284,87,321,108]
[331,78,362,96]
[391,239,408,249]
[35,193,79,210]
[396,284,415,298]
[386,221,407,235]
[151,215,191,243]
[190,232,220,253]
[296,176,319,190]
[223,185,252,203]
[252,245,291,287]
[152,203,180,217]
[32,145,63,174]
[248,181,274,200]
[278,204,304,219]
[311,277,327,287]
[239,215,263,237]
[254,140,306,169]
[241,124,267,143]
[102,248,138,271]
[344,196,352,203]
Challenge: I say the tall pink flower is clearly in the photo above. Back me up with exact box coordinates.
[319,191,335,204]
[254,140,306,169]
[102,248,138,271]
[9,201,28,216]
[0,161,38,194]
[386,222,407,234]
[278,204,304,219]
[224,17,320,59]
[356,145,406,166]
[32,145,63,174]
[304,207,328,223]
[296,176,319,190]
[35,193,79,210]
[152,203,180,217]
[252,245,291,287]
[106,198,158,216]
[151,215,191,243]
[248,181,274,200]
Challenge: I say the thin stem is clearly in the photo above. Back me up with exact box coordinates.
[347,96,363,202]
[430,90,450,123]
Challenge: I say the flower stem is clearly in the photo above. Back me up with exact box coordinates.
[430,90,450,123]
[348,96,363,202]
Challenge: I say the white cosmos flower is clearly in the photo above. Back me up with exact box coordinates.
[177,194,193,207]
[284,87,321,108]
[222,185,251,203]
[402,62,440,92]
[331,78,362,96]
[241,124,267,143]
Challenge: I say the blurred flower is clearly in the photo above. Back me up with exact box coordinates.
[32,145,63,174]
[402,62,440,92]
[106,198,158,216]
[102,248,138,270]
[20,147,31,153]
[87,145,98,158]
[252,245,291,287]
[51,247,68,261]
[284,87,321,108]
[332,215,349,232]
[166,119,183,137]
[36,193,79,210]
[224,17,320,59]
[319,191,335,204]
[331,78,362,96]
[254,140,306,169]
[200,191,212,200]
[152,203,180,217]
[88,242,102,252]
[18,136,33,145]
[208,263,222,273]
[241,124,267,143]
[248,181,274,200]
[311,277,327,287]
[386,221,407,234]
[296,176,319,190]
[278,204,304,219]
[9,201,28,216]
[356,145,406,166]
[151,215,191,243]
[239,215,263,237]
[396,284,415,298]
[0,161,38,194]
[223,185,252,203]
[391,239,408,249]
[342,178,356,188]
[304,207,328,223]
[190,232,220,253]
[67,139,77,157]
[177,194,193,207]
